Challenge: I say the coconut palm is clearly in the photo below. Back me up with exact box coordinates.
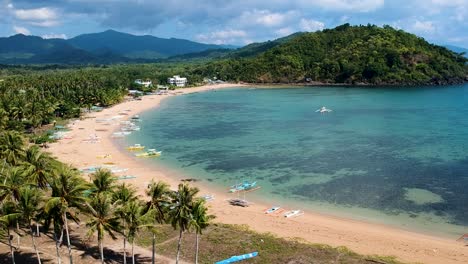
[0,201,21,264]
[45,165,88,264]
[0,167,27,203]
[0,131,25,166]
[112,183,138,264]
[125,200,151,264]
[145,180,171,264]
[190,199,214,264]
[168,183,199,264]
[22,146,53,189]
[85,193,121,264]
[17,186,43,264]
[90,168,116,195]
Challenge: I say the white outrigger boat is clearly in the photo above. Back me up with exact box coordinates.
[284,210,304,218]
[265,206,281,214]
[316,106,332,113]
[135,149,162,157]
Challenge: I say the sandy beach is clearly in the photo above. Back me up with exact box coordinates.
[47,83,468,264]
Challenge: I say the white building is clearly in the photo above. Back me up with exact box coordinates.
[134,79,152,88]
[167,75,187,87]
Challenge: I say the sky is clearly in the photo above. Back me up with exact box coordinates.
[0,0,467,48]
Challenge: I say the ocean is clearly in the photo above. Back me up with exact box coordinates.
[126,84,468,238]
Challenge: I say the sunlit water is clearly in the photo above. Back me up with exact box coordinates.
[125,85,468,238]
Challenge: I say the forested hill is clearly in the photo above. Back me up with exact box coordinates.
[193,24,468,85]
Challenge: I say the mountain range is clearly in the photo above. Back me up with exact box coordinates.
[0,30,233,64]
[0,29,466,65]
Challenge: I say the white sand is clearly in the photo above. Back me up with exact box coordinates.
[48,83,468,264]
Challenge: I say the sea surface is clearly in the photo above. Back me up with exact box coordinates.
[126,84,468,237]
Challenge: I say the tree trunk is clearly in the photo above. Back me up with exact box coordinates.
[63,213,73,264]
[195,233,199,264]
[29,223,42,264]
[123,221,127,264]
[151,233,155,264]
[54,228,63,264]
[131,240,135,264]
[99,239,104,264]
[36,222,40,237]
[176,229,183,264]
[8,228,15,264]
[16,221,20,249]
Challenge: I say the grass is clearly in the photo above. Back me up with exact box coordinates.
[136,223,405,264]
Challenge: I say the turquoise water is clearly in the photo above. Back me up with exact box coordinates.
[126,85,468,237]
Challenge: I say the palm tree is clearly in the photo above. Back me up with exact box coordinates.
[90,168,116,195]
[190,199,214,264]
[17,186,43,264]
[112,183,138,264]
[125,201,151,264]
[145,180,171,264]
[168,183,199,264]
[0,131,25,166]
[85,193,121,264]
[0,167,26,203]
[0,201,20,264]
[22,146,53,189]
[45,165,88,264]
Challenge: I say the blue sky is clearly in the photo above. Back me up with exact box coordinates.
[1,0,467,48]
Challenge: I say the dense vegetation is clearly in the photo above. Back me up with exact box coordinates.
[0,131,212,264]
[193,24,468,85]
[0,64,208,133]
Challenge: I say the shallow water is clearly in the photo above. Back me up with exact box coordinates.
[126,85,468,237]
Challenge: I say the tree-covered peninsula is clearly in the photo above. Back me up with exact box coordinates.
[193,24,468,85]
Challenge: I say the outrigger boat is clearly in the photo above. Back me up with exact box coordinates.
[127,144,145,151]
[131,115,142,122]
[264,206,281,214]
[229,180,260,193]
[284,210,304,218]
[316,106,332,113]
[135,149,162,157]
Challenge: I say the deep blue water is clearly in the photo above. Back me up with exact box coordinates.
[126,84,468,237]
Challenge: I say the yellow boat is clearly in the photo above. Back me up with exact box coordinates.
[135,149,161,157]
[127,144,145,151]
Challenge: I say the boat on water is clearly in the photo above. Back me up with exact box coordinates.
[284,210,304,218]
[229,180,260,193]
[127,144,145,151]
[316,106,332,113]
[131,115,142,121]
[135,149,162,157]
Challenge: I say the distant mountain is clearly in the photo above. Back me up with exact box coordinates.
[445,45,468,58]
[67,30,226,59]
[166,32,306,62]
[0,30,235,64]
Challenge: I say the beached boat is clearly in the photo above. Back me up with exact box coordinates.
[131,115,142,121]
[202,194,215,201]
[228,198,250,207]
[135,149,162,157]
[112,131,131,138]
[229,181,260,193]
[316,106,332,113]
[265,206,281,214]
[284,210,304,218]
[216,252,258,264]
[127,144,145,151]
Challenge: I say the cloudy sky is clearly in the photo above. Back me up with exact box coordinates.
[1,0,467,48]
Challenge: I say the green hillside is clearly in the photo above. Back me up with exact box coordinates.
[193,24,468,85]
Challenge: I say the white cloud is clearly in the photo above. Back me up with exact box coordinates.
[276,27,294,36]
[299,18,325,32]
[15,7,58,21]
[196,29,248,44]
[238,10,297,28]
[42,33,67,39]
[303,0,385,12]
[411,20,435,33]
[13,26,30,35]
[30,20,59,27]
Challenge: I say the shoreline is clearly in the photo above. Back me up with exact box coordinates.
[48,83,468,264]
